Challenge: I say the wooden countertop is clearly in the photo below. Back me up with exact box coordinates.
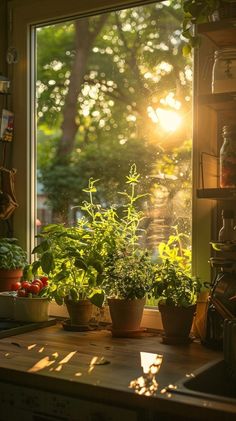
[0,323,234,420]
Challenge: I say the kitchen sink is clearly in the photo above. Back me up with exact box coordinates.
[171,358,236,404]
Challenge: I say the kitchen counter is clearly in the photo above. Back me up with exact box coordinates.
[0,323,234,420]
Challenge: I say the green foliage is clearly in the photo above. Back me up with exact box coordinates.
[36,1,192,224]
[152,228,204,307]
[31,224,105,307]
[0,238,27,270]
[181,0,236,55]
[103,251,153,300]
[100,164,154,299]
[32,165,154,302]
[157,226,192,276]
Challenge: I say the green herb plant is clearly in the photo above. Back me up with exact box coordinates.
[101,164,154,300]
[31,164,154,305]
[0,238,27,270]
[152,227,204,307]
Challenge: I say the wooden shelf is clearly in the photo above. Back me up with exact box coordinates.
[199,93,236,111]
[197,188,236,199]
[198,19,236,47]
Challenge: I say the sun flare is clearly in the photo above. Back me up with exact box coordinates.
[147,106,182,133]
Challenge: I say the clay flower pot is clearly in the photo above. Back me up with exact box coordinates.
[108,297,145,334]
[0,268,23,292]
[159,303,196,345]
[65,298,93,326]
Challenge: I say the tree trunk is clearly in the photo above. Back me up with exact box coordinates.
[57,19,90,159]
[51,16,107,222]
[57,15,108,160]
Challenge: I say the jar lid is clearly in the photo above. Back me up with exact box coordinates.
[222,209,234,219]
[222,125,236,136]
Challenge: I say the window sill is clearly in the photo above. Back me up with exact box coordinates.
[49,301,163,330]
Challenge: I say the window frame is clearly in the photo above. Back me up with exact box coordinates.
[8,0,210,321]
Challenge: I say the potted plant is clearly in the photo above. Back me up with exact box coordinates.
[31,164,154,331]
[152,229,204,344]
[0,237,27,292]
[100,164,154,335]
[31,222,105,326]
[182,0,236,55]
[104,250,153,335]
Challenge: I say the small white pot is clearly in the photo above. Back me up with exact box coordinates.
[0,292,14,318]
[14,297,49,322]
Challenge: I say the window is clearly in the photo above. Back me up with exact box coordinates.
[34,1,192,262]
[9,0,202,291]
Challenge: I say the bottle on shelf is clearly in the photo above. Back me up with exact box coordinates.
[218,209,236,242]
[219,125,236,188]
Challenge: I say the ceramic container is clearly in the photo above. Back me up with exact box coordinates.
[14,297,49,322]
[0,292,14,318]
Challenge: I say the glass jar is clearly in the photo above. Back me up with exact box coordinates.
[212,48,236,93]
[218,209,236,242]
[220,125,236,188]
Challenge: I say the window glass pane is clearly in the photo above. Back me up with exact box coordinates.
[36,1,192,268]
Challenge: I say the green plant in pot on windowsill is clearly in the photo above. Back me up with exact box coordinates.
[182,0,236,56]
[31,223,105,327]
[99,164,154,336]
[103,250,153,336]
[0,237,27,292]
[152,229,205,344]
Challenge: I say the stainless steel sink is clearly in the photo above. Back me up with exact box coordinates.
[171,358,236,404]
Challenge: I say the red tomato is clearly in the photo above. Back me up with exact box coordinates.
[32,279,43,290]
[17,289,27,297]
[10,281,21,291]
[21,281,31,290]
[40,276,48,286]
[29,284,40,295]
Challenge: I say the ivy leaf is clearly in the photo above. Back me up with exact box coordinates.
[41,251,55,274]
[31,260,41,276]
[74,258,87,271]
[55,294,64,306]
[90,291,105,308]
[69,288,78,301]
[182,44,192,57]
[32,240,50,254]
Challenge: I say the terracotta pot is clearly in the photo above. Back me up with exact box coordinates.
[0,268,23,292]
[159,303,196,345]
[14,297,49,322]
[65,298,93,325]
[108,297,145,331]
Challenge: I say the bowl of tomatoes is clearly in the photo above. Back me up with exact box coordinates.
[13,277,50,322]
